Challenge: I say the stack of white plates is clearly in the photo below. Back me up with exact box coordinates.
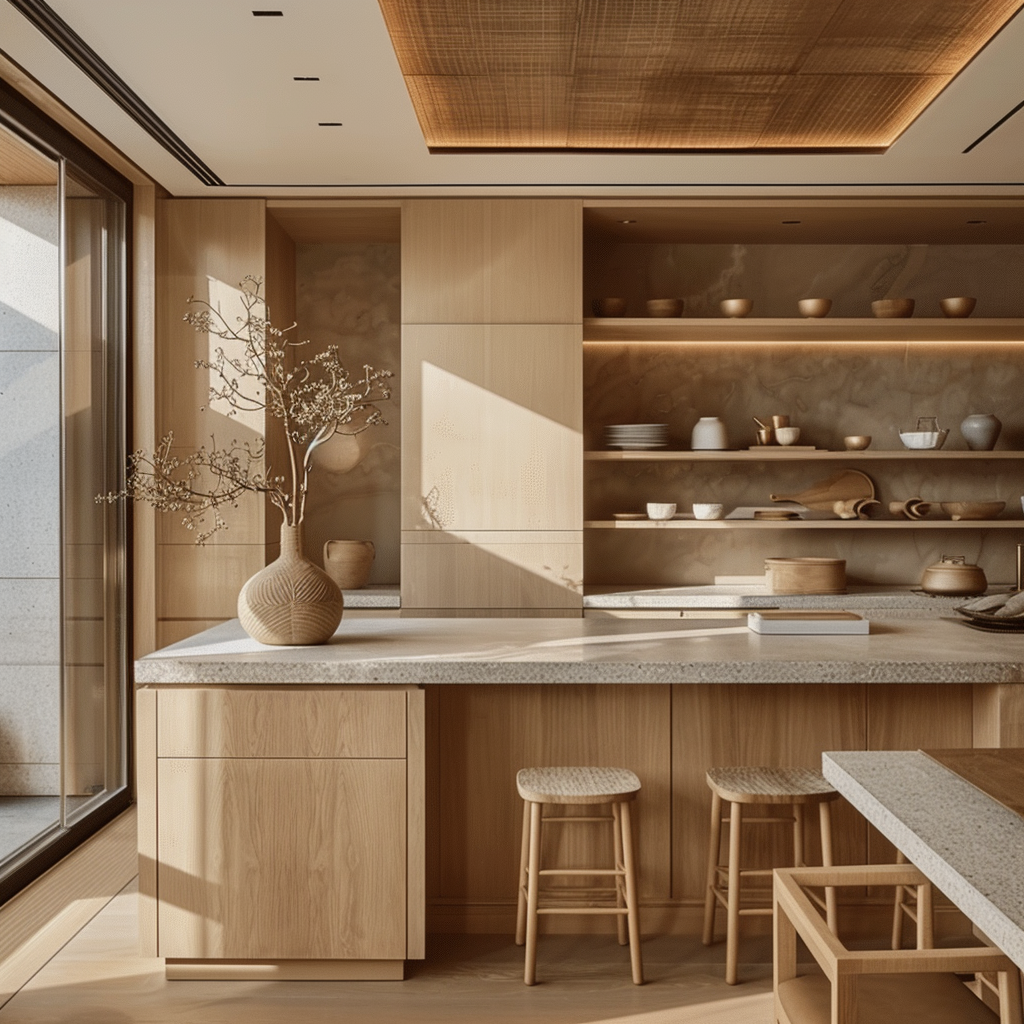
[604,423,668,449]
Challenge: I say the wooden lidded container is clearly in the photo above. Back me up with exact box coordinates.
[765,557,847,595]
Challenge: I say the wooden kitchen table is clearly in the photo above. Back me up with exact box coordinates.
[823,747,1024,971]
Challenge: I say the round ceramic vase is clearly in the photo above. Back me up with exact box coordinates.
[691,416,729,451]
[238,523,343,645]
[960,413,1001,451]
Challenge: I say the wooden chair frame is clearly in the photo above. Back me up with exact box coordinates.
[773,863,1024,1024]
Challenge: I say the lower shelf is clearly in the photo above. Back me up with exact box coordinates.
[585,519,1024,529]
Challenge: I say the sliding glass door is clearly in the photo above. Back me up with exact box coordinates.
[0,90,129,903]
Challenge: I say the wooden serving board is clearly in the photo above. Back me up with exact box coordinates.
[770,469,875,511]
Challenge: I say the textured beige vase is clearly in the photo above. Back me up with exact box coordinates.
[323,539,376,590]
[238,523,343,645]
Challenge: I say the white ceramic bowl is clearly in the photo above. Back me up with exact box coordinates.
[775,426,801,446]
[646,502,677,520]
[899,429,949,450]
[692,503,725,520]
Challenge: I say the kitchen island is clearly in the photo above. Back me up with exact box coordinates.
[135,615,1024,979]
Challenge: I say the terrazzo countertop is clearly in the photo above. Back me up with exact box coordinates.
[823,750,1024,972]
[342,585,400,608]
[135,615,1024,686]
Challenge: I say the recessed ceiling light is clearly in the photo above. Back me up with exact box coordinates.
[252,10,283,16]
[618,219,637,224]
[967,219,987,225]
[318,122,343,127]
[294,76,320,81]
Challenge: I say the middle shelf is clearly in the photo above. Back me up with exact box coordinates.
[586,450,1024,461]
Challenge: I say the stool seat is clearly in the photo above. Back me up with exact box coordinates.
[517,766,641,805]
[706,766,839,805]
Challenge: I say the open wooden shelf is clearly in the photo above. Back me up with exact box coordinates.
[583,317,1024,343]
[585,519,1024,530]
[586,449,1024,461]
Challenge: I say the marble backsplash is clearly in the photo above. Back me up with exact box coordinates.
[584,243,1024,319]
[585,341,1024,588]
[295,243,401,585]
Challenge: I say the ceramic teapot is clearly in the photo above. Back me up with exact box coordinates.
[919,555,987,597]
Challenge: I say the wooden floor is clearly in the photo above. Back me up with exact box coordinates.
[0,880,776,1024]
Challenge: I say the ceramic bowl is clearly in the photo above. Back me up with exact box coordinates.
[939,500,1005,521]
[646,502,677,520]
[872,298,915,318]
[592,297,626,317]
[843,435,871,450]
[899,429,948,450]
[940,296,977,318]
[775,426,801,446]
[720,298,753,318]
[646,298,683,317]
[692,503,725,520]
[798,298,832,318]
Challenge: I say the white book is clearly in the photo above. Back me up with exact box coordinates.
[748,610,869,635]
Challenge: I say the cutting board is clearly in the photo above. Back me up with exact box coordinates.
[769,469,875,511]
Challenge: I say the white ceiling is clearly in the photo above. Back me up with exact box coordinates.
[0,0,1022,198]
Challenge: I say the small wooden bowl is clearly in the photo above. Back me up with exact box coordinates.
[939,296,976,318]
[843,435,871,450]
[646,298,683,317]
[592,297,627,317]
[720,298,753,318]
[798,298,832,318]
[939,500,1005,521]
[871,298,915,318]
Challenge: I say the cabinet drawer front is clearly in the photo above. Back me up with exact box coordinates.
[157,757,407,959]
[157,689,406,758]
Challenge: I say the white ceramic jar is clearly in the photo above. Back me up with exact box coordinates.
[691,416,729,450]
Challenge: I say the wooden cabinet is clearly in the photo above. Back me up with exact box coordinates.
[401,199,584,612]
[137,686,424,979]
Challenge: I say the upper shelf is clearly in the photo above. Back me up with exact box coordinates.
[586,450,1024,461]
[582,317,1024,343]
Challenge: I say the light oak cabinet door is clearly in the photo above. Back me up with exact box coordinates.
[156,757,406,960]
[402,199,582,324]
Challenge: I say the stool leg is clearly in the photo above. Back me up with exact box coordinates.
[819,800,837,935]
[892,849,907,950]
[612,802,627,946]
[515,798,530,946]
[702,790,722,946]
[916,879,934,950]
[524,800,542,985]
[726,800,742,985]
[793,803,805,867]
[619,800,644,985]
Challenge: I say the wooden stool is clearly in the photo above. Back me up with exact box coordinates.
[515,766,643,986]
[702,765,840,985]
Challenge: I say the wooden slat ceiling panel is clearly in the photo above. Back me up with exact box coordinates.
[0,122,57,185]
[574,0,846,75]
[377,0,1024,150]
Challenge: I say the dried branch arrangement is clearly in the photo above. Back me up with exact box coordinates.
[101,276,392,542]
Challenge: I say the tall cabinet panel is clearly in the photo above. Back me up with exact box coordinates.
[401,200,583,612]
[154,200,267,645]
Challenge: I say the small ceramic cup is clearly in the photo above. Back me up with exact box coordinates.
[775,426,801,445]
[720,298,753,318]
[798,298,832,318]
[844,435,871,450]
[646,502,677,520]
[693,503,725,520]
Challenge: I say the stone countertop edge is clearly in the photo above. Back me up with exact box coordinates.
[134,617,1024,687]
[822,750,1024,973]
[342,586,400,608]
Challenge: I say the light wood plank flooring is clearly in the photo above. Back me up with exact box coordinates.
[0,879,776,1023]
